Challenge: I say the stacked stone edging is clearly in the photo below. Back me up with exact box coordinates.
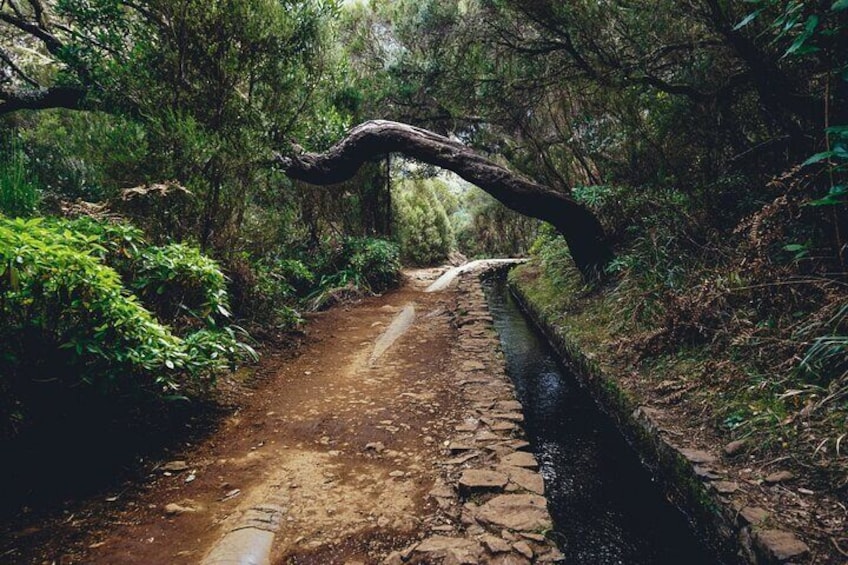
[383,269,564,564]
[508,275,812,565]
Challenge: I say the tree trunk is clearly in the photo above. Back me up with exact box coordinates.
[277,120,612,280]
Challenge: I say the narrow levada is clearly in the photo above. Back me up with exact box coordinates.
[482,273,721,565]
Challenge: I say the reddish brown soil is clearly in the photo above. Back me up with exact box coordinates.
[0,269,473,564]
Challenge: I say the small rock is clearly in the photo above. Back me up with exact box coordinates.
[482,534,511,553]
[495,400,523,412]
[764,470,794,484]
[501,452,538,470]
[458,470,509,496]
[449,441,476,453]
[377,516,390,527]
[738,506,769,525]
[489,412,524,422]
[389,470,405,478]
[164,502,197,515]
[475,494,551,532]
[221,488,241,501]
[512,541,533,559]
[678,448,716,465]
[161,460,189,472]
[520,533,545,542]
[723,439,747,457]
[753,529,809,561]
[498,465,545,495]
[414,536,482,563]
[455,421,479,432]
[365,442,385,453]
[498,439,531,452]
[490,421,518,432]
[712,481,740,494]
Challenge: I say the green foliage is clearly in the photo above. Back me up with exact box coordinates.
[0,136,41,217]
[232,255,313,330]
[18,111,148,202]
[528,223,573,289]
[395,178,454,265]
[0,216,255,437]
[343,237,401,293]
[132,243,231,327]
[307,237,401,309]
[455,188,538,258]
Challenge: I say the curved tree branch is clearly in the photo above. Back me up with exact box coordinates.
[278,120,612,279]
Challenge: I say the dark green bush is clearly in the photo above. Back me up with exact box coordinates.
[132,243,231,328]
[306,237,401,310]
[0,216,255,438]
[344,237,401,293]
[394,178,454,265]
[229,254,313,330]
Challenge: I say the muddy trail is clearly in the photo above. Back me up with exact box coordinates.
[2,263,563,564]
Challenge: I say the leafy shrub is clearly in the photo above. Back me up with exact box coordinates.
[395,179,454,265]
[131,243,231,329]
[307,237,401,310]
[344,237,401,293]
[41,217,231,330]
[0,216,254,438]
[51,215,146,273]
[528,223,574,289]
[228,254,313,330]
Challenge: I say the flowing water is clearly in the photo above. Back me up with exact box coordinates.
[483,275,721,565]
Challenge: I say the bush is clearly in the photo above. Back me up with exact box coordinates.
[394,179,454,265]
[228,254,313,330]
[131,243,231,329]
[0,216,254,438]
[308,237,401,310]
[344,237,402,293]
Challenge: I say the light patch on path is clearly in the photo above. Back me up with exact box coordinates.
[201,450,419,564]
[425,259,525,293]
[370,302,416,365]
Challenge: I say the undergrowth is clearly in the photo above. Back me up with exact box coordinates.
[517,168,848,490]
[0,215,256,439]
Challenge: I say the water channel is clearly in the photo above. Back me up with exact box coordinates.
[482,274,721,564]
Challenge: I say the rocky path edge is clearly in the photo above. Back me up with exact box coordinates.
[381,266,564,565]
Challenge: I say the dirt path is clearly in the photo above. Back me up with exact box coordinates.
[3,267,561,564]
